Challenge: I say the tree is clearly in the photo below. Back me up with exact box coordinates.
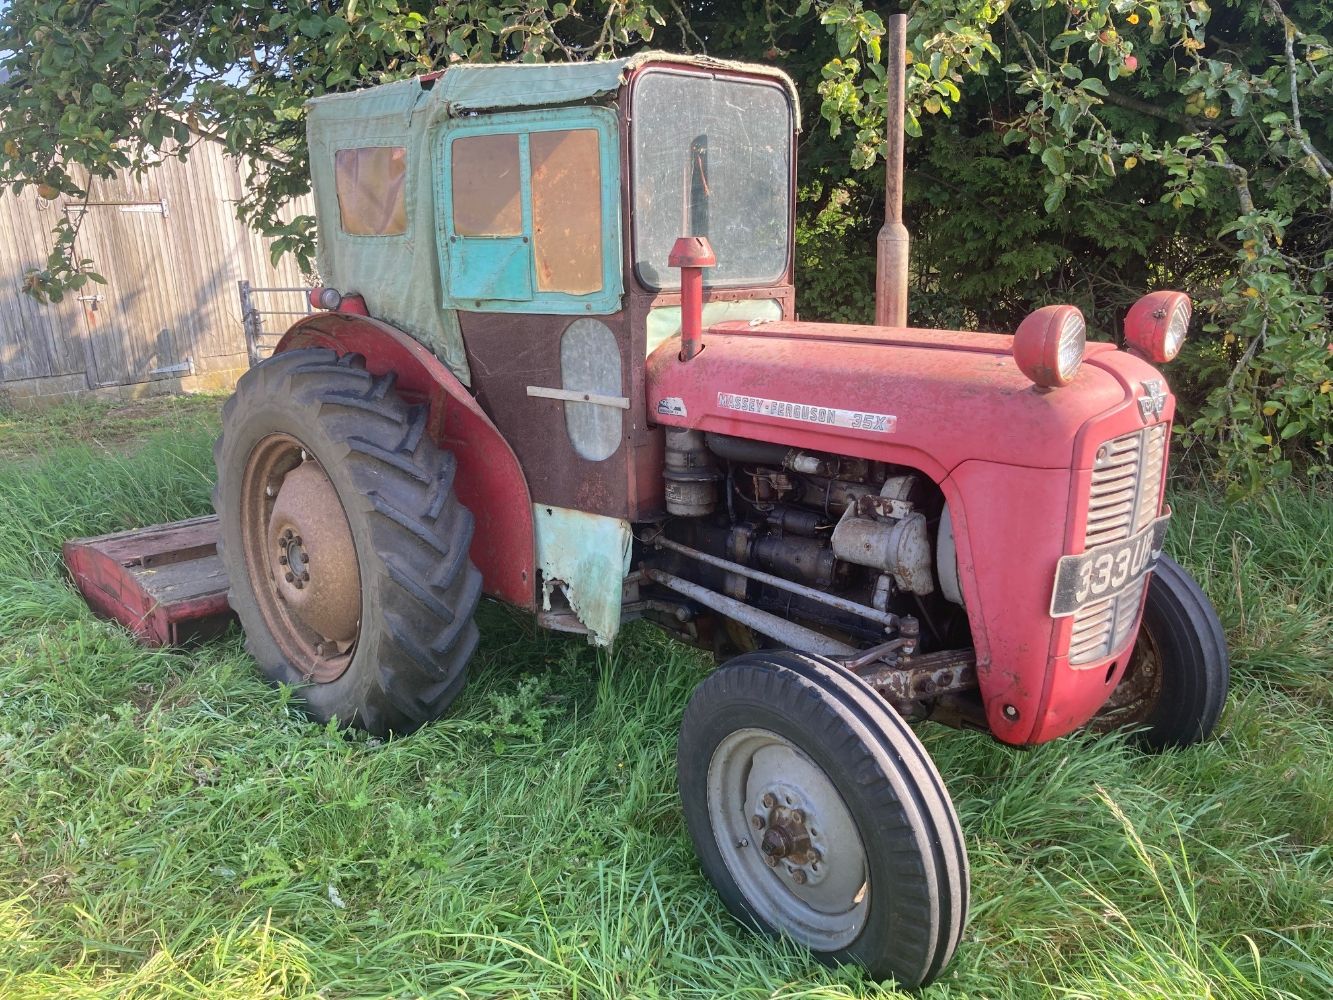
[811,0,1332,487]
[1,0,1328,484]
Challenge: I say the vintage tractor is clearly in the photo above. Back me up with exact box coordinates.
[203,17,1229,989]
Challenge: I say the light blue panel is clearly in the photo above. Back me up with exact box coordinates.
[533,504,632,646]
[450,237,532,302]
[436,106,623,315]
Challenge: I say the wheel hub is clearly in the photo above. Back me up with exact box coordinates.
[240,434,362,683]
[707,728,868,950]
[752,782,828,885]
[1090,625,1164,732]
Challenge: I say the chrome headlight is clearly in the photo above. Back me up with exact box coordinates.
[1014,304,1087,388]
[1124,290,1192,363]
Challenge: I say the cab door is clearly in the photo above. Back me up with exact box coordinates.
[436,107,649,520]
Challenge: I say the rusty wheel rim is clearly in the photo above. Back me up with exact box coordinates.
[1090,626,1164,733]
[240,433,361,683]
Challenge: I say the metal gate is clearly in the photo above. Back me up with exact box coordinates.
[237,281,314,366]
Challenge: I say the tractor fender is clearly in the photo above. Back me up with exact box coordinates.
[275,313,536,610]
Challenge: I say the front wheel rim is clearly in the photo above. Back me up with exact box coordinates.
[1091,624,1165,732]
[239,433,362,683]
[706,727,869,951]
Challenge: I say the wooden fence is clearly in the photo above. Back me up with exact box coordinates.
[0,139,314,404]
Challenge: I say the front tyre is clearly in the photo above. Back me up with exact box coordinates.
[677,651,969,988]
[214,348,482,736]
[1091,554,1229,750]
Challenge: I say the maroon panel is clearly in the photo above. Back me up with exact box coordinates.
[458,310,635,519]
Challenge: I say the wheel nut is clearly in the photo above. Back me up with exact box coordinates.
[791,809,804,824]
[791,869,808,885]
[285,571,295,582]
[279,555,288,565]
[761,793,775,808]
[751,815,765,830]
[764,855,777,868]
[293,536,302,546]
[301,571,310,582]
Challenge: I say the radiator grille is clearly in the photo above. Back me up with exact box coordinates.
[1068,424,1168,666]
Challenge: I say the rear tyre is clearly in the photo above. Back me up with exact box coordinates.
[677,650,969,988]
[1091,554,1229,751]
[214,348,482,736]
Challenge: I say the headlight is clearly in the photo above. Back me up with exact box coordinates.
[1124,290,1191,363]
[1013,304,1086,388]
[309,286,343,311]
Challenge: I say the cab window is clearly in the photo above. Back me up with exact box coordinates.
[438,109,622,314]
[334,145,408,237]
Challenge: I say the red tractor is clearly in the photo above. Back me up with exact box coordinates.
[207,19,1227,988]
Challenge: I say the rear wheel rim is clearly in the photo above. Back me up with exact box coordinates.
[240,433,361,683]
[707,727,869,951]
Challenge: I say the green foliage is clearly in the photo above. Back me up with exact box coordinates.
[805,0,1331,485]
[1,0,1329,481]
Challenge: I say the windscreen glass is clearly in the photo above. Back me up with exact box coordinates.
[631,70,792,290]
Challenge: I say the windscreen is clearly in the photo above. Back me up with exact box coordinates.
[631,69,793,290]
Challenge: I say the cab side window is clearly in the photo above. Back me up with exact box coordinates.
[439,110,621,313]
[334,146,408,237]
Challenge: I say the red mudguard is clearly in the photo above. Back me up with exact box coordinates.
[276,313,536,611]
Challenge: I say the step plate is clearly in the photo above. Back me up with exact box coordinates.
[62,515,234,646]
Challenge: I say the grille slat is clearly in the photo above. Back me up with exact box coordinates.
[1068,425,1167,666]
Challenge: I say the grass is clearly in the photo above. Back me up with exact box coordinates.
[0,396,1329,999]
[0,393,225,460]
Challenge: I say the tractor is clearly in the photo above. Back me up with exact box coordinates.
[206,16,1228,989]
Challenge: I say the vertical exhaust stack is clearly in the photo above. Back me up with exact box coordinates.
[875,12,910,328]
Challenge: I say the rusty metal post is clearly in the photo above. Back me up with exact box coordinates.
[239,280,264,368]
[669,235,717,361]
[875,13,910,328]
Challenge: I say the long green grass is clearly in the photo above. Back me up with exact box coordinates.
[0,398,1329,998]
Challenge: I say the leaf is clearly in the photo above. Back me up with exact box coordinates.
[1041,146,1066,175]
[1077,77,1109,95]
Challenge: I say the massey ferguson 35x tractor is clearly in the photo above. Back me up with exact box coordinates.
[208,16,1229,988]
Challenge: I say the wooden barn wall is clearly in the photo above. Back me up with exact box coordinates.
[0,141,314,401]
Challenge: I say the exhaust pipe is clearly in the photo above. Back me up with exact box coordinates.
[875,12,909,328]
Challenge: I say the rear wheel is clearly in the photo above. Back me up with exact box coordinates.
[214,348,482,736]
[1091,554,1229,750]
[677,650,969,988]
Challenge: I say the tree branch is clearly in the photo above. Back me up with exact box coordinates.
[1265,0,1333,208]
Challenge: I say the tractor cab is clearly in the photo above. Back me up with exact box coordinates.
[303,55,803,638]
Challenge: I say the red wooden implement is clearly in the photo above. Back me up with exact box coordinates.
[62,515,234,646]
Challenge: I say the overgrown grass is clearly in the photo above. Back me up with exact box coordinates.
[0,397,1329,998]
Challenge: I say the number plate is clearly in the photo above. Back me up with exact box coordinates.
[1050,513,1171,617]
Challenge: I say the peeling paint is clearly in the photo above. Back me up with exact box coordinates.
[533,504,631,646]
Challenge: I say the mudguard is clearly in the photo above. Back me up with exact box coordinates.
[276,313,536,610]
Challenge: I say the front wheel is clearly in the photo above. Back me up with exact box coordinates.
[1091,554,1229,750]
[677,651,969,988]
[214,348,482,736]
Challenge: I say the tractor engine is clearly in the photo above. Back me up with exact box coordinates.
[645,428,970,673]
